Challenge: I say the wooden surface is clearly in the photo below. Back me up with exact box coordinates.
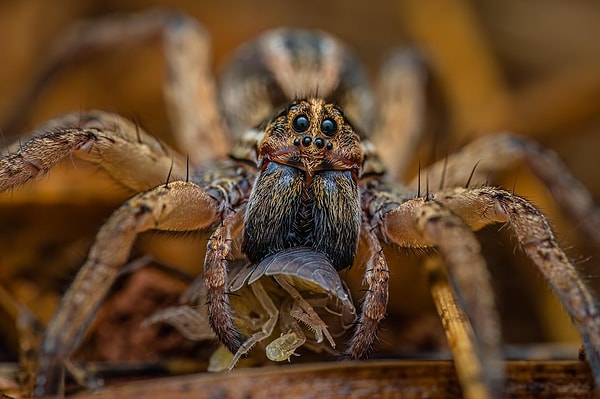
[41,360,597,399]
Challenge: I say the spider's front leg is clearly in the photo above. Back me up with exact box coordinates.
[435,187,600,381]
[33,181,221,397]
[383,186,600,390]
[0,111,186,194]
[407,133,600,247]
[378,193,504,396]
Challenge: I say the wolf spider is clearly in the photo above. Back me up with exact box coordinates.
[1,8,599,398]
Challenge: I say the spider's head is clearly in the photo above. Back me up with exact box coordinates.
[257,98,363,178]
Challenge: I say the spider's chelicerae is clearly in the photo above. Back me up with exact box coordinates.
[1,9,600,398]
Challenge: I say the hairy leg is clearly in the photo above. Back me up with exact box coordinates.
[382,196,504,395]
[432,186,600,387]
[203,207,246,356]
[384,186,600,388]
[408,133,600,246]
[161,10,229,162]
[1,9,228,164]
[33,181,220,397]
[1,111,187,194]
[345,224,390,360]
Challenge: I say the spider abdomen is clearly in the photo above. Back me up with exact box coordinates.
[242,162,360,271]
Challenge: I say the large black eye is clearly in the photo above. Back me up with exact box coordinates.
[321,118,337,136]
[292,114,309,132]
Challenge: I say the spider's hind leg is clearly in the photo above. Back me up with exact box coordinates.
[2,8,229,164]
[373,50,428,180]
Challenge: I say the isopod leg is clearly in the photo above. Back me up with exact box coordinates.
[227,281,278,370]
[274,275,335,348]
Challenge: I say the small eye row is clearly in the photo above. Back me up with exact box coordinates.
[293,136,333,150]
[291,115,338,137]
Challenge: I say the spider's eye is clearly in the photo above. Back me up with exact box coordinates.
[321,118,337,136]
[292,115,309,133]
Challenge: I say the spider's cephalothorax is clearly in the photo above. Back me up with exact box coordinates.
[243,98,363,271]
[1,9,600,398]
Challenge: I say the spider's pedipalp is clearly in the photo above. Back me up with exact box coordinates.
[435,186,600,388]
[0,111,187,194]
[344,224,389,360]
[203,206,247,356]
[34,181,220,397]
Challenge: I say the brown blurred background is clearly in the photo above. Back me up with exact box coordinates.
[0,0,600,369]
